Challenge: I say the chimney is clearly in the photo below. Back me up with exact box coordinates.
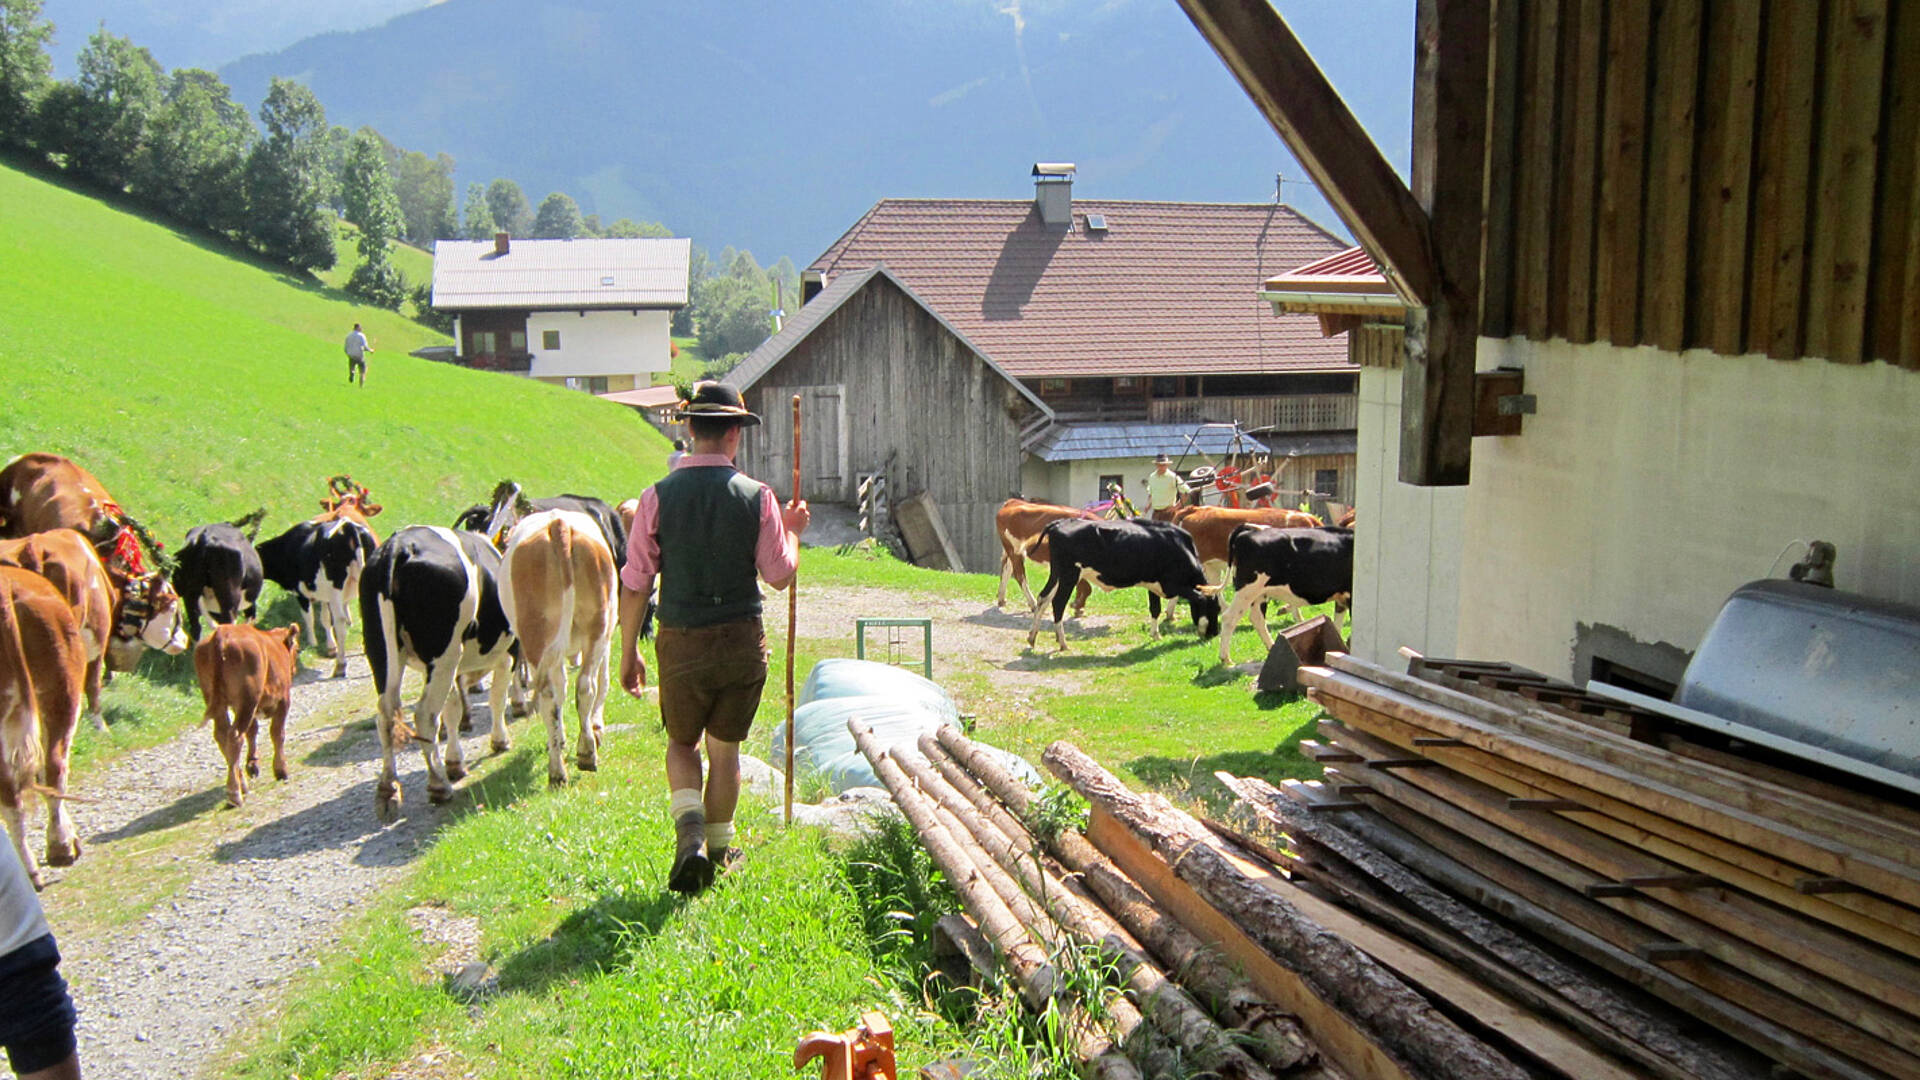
[493,231,510,256]
[1032,162,1075,229]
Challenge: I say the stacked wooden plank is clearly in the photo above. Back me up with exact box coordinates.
[1295,654,1920,1080]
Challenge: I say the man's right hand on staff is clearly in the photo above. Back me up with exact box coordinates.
[782,498,811,536]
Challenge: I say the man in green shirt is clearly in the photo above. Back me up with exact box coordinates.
[617,383,809,894]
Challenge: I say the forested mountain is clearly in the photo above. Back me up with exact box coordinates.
[220,0,1413,264]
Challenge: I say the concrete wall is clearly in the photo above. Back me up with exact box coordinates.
[1349,361,1466,667]
[527,309,672,380]
[1021,457,1168,512]
[1454,338,1920,681]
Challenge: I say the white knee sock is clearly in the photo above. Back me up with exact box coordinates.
[670,788,703,821]
[705,820,735,851]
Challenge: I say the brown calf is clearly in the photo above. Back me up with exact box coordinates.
[1176,505,1323,578]
[194,624,300,808]
[0,530,114,730]
[993,498,1093,613]
[0,567,86,889]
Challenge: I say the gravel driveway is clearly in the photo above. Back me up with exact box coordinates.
[24,654,492,1080]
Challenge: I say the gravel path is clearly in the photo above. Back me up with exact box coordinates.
[27,653,492,1080]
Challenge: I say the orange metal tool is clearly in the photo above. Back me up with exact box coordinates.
[793,1011,895,1080]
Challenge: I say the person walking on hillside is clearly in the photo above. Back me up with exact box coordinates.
[1144,453,1182,521]
[1,844,82,1080]
[617,382,809,895]
[344,323,372,387]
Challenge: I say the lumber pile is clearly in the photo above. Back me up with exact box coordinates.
[1286,653,1920,1080]
[854,720,1637,1079]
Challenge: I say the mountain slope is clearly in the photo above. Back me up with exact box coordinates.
[220,0,1413,263]
[0,160,670,545]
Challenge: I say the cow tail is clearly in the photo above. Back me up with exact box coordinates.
[366,550,409,742]
[1017,530,1047,555]
[542,520,576,680]
[0,587,45,802]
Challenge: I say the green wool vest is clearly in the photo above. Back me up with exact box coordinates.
[654,465,766,628]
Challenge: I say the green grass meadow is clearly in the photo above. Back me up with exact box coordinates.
[2,158,674,764]
[5,160,1332,1078]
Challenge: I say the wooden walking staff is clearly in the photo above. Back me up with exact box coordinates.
[785,393,801,824]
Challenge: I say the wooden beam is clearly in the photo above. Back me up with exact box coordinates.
[1399,0,1490,487]
[1592,0,1653,347]
[1639,0,1703,353]
[1747,0,1821,359]
[1804,0,1888,363]
[1689,0,1761,356]
[1176,0,1437,306]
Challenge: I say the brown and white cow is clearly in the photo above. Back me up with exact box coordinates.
[1175,505,1323,582]
[1,530,115,731]
[0,452,118,540]
[194,623,300,807]
[500,510,617,787]
[994,498,1094,614]
[0,454,190,683]
[0,567,86,888]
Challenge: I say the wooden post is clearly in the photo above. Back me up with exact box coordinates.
[784,394,800,825]
[1399,0,1490,487]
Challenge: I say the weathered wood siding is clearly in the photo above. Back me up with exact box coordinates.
[735,275,1041,573]
[1480,0,1920,369]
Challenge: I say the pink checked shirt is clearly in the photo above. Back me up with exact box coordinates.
[620,454,797,593]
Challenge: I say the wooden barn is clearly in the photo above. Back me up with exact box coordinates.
[727,165,1355,570]
[1190,0,1920,685]
[722,265,1049,573]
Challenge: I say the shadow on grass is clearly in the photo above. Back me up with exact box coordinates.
[1125,712,1322,810]
[211,742,543,868]
[491,887,687,997]
[1004,637,1193,671]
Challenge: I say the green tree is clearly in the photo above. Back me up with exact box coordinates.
[395,149,457,242]
[341,129,401,255]
[672,243,709,336]
[461,180,495,240]
[696,273,776,359]
[63,26,163,190]
[604,217,671,238]
[0,0,54,150]
[484,177,531,236]
[135,68,253,235]
[531,190,582,239]
[243,76,334,272]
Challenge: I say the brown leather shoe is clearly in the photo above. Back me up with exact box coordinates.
[668,811,713,894]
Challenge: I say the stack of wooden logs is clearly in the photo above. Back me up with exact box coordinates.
[1284,653,1920,1080]
[853,720,1633,1079]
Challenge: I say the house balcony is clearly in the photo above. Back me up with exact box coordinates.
[1148,392,1357,432]
[461,351,534,373]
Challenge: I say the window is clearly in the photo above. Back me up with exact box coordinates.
[1038,378,1070,396]
[542,330,561,351]
[473,330,497,354]
[1099,474,1125,501]
[1113,376,1142,393]
[1313,468,1339,497]
[508,330,527,351]
[1151,376,1180,397]
[585,376,608,394]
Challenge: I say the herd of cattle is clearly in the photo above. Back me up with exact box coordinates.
[992,496,1356,660]
[0,452,641,888]
[0,449,1354,891]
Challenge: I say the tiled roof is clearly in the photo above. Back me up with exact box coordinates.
[808,199,1352,378]
[1030,422,1271,463]
[1267,244,1389,288]
[432,238,691,310]
[724,264,1050,417]
[598,385,681,408]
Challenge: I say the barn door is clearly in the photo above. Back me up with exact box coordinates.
[761,384,846,502]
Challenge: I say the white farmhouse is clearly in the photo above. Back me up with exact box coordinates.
[430,232,691,393]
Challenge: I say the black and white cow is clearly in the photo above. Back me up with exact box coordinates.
[171,523,264,643]
[1025,518,1221,652]
[454,484,627,568]
[1218,525,1355,665]
[359,526,517,822]
[256,518,377,678]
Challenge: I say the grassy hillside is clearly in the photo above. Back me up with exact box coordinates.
[1,161,671,545]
